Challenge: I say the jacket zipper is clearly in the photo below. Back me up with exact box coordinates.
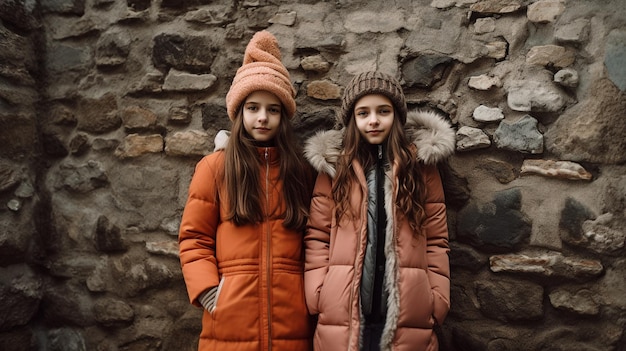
[264,147,272,351]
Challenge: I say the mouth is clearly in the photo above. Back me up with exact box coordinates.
[367,130,383,134]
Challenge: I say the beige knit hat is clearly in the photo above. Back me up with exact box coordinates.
[340,71,408,126]
[226,30,297,121]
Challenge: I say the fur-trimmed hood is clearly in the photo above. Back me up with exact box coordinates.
[304,109,456,178]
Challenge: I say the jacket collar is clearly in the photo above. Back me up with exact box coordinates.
[304,109,456,178]
[213,130,279,164]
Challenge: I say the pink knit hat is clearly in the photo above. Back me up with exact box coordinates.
[225,30,297,121]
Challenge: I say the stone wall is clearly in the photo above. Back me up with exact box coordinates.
[0,0,624,350]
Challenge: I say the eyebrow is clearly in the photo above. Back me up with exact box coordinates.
[355,104,393,109]
[245,101,281,107]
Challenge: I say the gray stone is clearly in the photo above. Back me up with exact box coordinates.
[69,133,90,156]
[580,214,626,255]
[0,266,42,329]
[269,11,297,26]
[93,297,134,327]
[95,30,131,67]
[481,158,517,184]
[476,278,544,321]
[94,216,127,253]
[507,79,568,112]
[544,78,626,164]
[449,242,488,272]
[76,93,121,134]
[184,6,232,25]
[474,17,496,33]
[111,257,174,297]
[527,0,565,23]
[55,161,108,193]
[554,68,579,88]
[344,10,404,33]
[472,105,504,122]
[164,130,211,157]
[549,288,599,315]
[163,69,217,92]
[46,328,87,351]
[494,115,544,154]
[43,285,95,326]
[45,42,90,75]
[455,126,491,151]
[41,0,85,15]
[0,26,37,72]
[0,0,38,31]
[555,18,590,44]
[51,17,99,40]
[0,160,20,192]
[457,187,531,252]
[526,45,575,69]
[301,55,331,73]
[168,106,191,125]
[470,0,521,14]
[604,29,626,91]
[145,241,179,257]
[559,197,596,243]
[152,34,218,72]
[14,181,34,198]
[401,54,453,88]
[47,255,98,280]
[468,74,501,90]
[245,6,277,29]
[201,103,230,130]
[121,106,158,130]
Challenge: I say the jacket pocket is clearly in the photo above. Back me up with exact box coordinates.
[398,267,434,328]
[209,277,225,315]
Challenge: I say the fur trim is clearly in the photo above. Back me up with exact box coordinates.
[381,174,399,351]
[303,129,343,178]
[213,130,230,152]
[304,109,455,175]
[405,110,456,165]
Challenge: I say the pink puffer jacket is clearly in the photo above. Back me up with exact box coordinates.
[303,110,455,351]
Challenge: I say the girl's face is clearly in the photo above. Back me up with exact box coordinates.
[353,94,394,145]
[242,90,282,142]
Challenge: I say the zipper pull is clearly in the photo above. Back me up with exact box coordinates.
[378,144,383,160]
[264,147,269,160]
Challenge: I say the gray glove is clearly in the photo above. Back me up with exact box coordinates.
[198,286,218,311]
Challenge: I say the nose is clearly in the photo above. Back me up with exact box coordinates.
[257,108,268,122]
[368,113,379,125]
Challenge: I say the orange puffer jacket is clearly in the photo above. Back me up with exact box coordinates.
[303,110,455,351]
[179,147,313,351]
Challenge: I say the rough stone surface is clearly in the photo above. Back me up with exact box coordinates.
[1,0,625,350]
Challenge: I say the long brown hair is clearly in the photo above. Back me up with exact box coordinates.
[332,108,426,233]
[223,104,313,231]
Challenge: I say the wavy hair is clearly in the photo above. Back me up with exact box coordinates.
[332,110,426,233]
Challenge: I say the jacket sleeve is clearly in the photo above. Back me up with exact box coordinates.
[178,155,221,307]
[304,172,333,315]
[422,163,451,325]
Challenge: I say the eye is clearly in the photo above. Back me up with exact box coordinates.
[378,107,392,115]
[246,105,258,112]
[269,106,281,114]
[355,110,368,118]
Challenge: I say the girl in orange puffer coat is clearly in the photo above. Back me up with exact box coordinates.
[304,71,455,351]
[178,30,315,351]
